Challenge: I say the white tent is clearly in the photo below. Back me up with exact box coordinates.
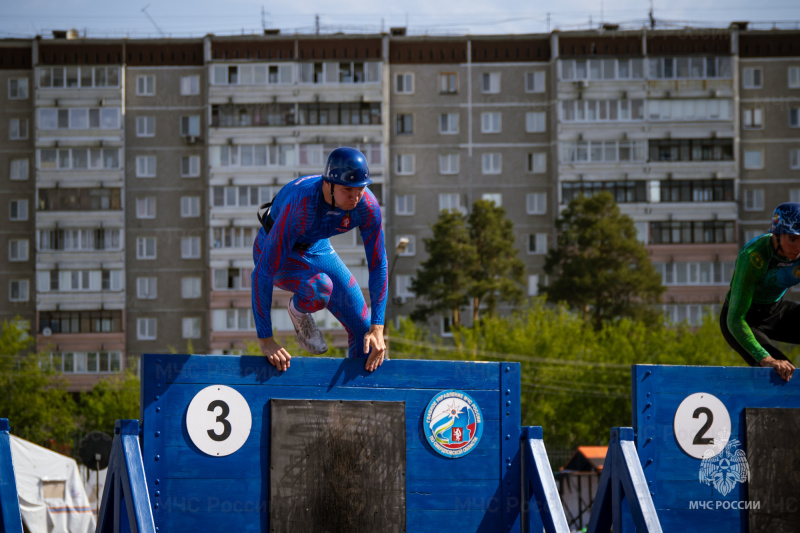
[9,435,96,533]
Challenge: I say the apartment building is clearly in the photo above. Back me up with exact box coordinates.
[1,41,35,330]
[554,29,740,324]
[387,34,553,331]
[1,25,797,389]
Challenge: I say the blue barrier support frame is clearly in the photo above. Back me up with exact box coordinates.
[586,427,662,533]
[0,419,23,533]
[96,420,156,533]
[521,426,570,533]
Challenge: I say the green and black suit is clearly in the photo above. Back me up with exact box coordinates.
[720,234,800,365]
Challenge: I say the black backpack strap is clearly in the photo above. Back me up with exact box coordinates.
[257,201,274,234]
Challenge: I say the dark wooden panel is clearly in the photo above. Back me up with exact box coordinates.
[296,38,382,61]
[746,407,800,533]
[269,399,406,533]
[646,33,731,56]
[126,42,204,65]
[39,43,123,65]
[389,39,467,64]
[559,35,643,57]
[0,45,32,69]
[740,33,800,58]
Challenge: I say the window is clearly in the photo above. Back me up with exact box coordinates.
[396,114,413,134]
[180,115,201,136]
[482,153,501,174]
[792,149,800,170]
[136,197,156,219]
[9,280,29,302]
[439,193,461,212]
[742,67,762,89]
[9,240,28,261]
[440,73,457,93]
[181,236,201,259]
[396,275,413,298]
[527,275,539,297]
[212,309,257,332]
[646,99,732,121]
[136,156,156,177]
[482,72,500,93]
[482,193,502,206]
[395,73,414,94]
[647,139,733,162]
[526,193,547,215]
[10,199,28,221]
[396,235,415,256]
[136,116,155,137]
[9,78,28,99]
[395,195,415,215]
[526,111,546,132]
[10,159,28,180]
[649,220,735,244]
[395,154,415,175]
[439,113,459,134]
[742,108,763,129]
[744,189,765,211]
[182,277,202,298]
[38,66,119,88]
[743,150,763,169]
[137,318,157,340]
[182,317,201,339]
[9,118,28,140]
[137,277,157,299]
[38,108,119,130]
[181,196,200,217]
[136,75,155,96]
[213,268,252,290]
[528,152,546,173]
[136,237,156,259]
[790,108,800,128]
[211,227,257,249]
[525,71,545,93]
[38,147,120,170]
[181,155,201,177]
[439,154,459,174]
[481,112,501,133]
[528,234,548,254]
[180,75,200,95]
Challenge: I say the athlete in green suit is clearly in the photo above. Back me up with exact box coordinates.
[720,202,800,382]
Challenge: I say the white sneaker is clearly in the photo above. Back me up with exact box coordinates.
[288,300,328,354]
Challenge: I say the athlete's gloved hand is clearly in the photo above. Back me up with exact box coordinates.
[363,325,386,372]
[760,356,795,382]
[259,337,291,372]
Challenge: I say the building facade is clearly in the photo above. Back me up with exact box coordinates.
[0,26,797,390]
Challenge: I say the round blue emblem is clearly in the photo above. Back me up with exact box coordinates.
[423,390,484,458]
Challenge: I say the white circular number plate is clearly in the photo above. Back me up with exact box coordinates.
[186,385,252,457]
[673,392,731,459]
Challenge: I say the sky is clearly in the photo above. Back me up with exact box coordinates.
[2,0,800,39]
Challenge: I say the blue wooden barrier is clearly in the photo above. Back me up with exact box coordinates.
[586,427,662,533]
[0,419,23,533]
[139,354,523,533]
[521,426,570,533]
[632,364,800,532]
[96,420,155,533]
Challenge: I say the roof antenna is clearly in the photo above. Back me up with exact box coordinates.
[649,0,656,29]
[142,4,166,37]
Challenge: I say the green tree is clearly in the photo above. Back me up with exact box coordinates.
[410,210,477,327]
[77,371,141,437]
[467,200,525,323]
[542,192,665,329]
[0,318,77,447]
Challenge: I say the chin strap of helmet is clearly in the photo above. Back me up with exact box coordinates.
[330,182,336,210]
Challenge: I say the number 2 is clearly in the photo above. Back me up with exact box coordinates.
[207,399,232,442]
[692,406,714,445]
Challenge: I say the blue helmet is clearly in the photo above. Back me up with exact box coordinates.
[322,147,371,187]
[770,202,800,235]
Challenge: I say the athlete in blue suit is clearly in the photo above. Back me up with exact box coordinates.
[251,147,388,372]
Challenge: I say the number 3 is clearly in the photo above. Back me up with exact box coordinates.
[207,400,232,442]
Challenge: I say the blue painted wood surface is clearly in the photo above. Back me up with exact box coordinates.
[0,419,23,533]
[632,365,800,532]
[140,354,522,533]
[521,426,570,533]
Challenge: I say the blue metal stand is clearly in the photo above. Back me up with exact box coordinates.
[521,426,570,533]
[0,419,23,533]
[96,420,155,533]
[587,427,662,533]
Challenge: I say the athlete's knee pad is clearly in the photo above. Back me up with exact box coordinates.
[294,272,333,313]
